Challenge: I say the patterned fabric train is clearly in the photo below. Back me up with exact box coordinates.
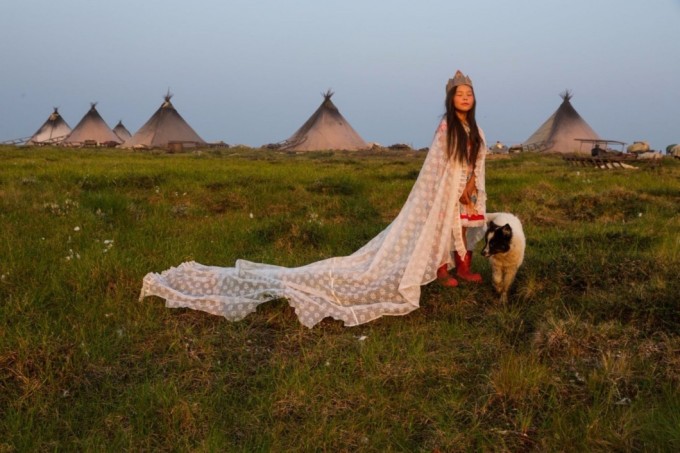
[140,121,487,328]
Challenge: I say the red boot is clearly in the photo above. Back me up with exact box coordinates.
[454,251,482,283]
[437,264,458,287]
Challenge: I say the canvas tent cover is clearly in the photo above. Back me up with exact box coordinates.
[523,91,599,154]
[122,94,205,149]
[113,120,132,141]
[63,103,121,145]
[27,108,71,145]
[280,90,368,151]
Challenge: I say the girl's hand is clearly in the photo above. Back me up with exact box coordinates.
[459,173,476,205]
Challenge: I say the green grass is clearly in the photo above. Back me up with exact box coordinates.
[1,146,679,451]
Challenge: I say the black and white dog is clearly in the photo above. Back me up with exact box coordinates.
[481,213,525,303]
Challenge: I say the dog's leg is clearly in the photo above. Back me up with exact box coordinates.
[500,266,519,303]
[499,290,508,304]
[491,261,504,298]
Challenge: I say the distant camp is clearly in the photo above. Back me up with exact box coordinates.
[5,88,677,156]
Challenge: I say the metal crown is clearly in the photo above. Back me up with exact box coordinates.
[446,70,473,93]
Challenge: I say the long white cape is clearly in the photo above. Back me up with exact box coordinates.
[140,121,487,327]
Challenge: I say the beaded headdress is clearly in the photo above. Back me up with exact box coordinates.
[446,70,473,93]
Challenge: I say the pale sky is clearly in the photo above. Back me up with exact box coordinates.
[1,0,678,150]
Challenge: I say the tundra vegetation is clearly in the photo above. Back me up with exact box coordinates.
[1,146,678,451]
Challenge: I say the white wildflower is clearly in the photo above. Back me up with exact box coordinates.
[638,212,642,217]
[249,213,254,219]
[103,239,114,253]
[74,226,80,232]
[307,212,323,225]
[65,248,80,260]
[43,202,62,215]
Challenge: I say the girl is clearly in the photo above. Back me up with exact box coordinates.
[436,70,487,287]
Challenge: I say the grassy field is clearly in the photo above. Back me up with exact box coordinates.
[1,146,678,452]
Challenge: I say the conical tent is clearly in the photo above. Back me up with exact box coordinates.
[113,120,132,142]
[122,94,205,149]
[280,90,368,151]
[63,103,121,146]
[523,91,599,154]
[27,108,71,145]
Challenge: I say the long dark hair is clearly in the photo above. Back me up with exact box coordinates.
[444,85,481,163]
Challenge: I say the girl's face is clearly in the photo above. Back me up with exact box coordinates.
[452,85,474,116]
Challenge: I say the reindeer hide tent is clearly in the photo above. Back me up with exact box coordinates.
[523,90,600,154]
[63,103,121,146]
[279,90,368,151]
[122,94,205,149]
[27,108,72,145]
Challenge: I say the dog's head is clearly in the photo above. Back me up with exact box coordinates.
[481,221,513,257]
